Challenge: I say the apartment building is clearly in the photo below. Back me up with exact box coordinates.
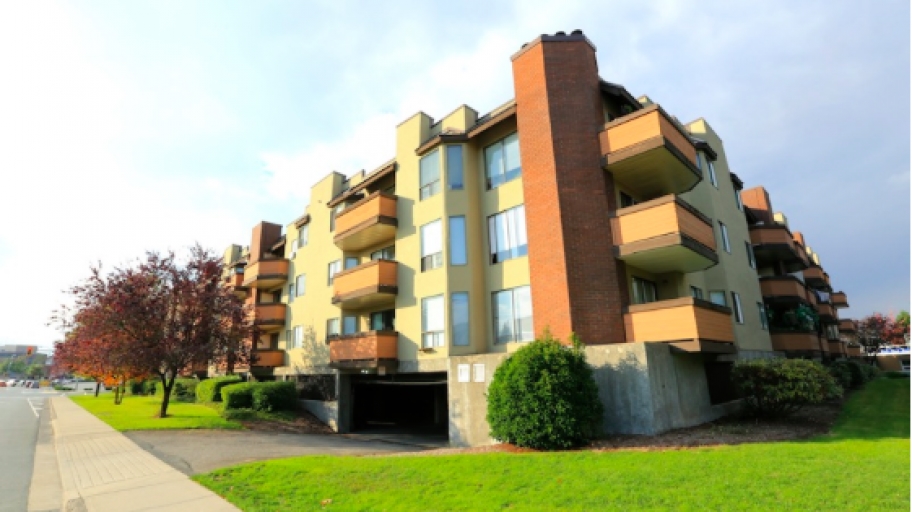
[741,187,856,360]
[218,31,850,445]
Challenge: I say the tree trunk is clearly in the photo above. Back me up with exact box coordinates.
[95,381,101,397]
[158,373,176,418]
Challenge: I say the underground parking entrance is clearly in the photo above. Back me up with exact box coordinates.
[341,372,449,439]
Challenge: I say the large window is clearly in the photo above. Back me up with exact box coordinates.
[632,277,658,305]
[422,295,445,348]
[342,315,358,335]
[484,132,521,189]
[731,292,744,323]
[371,246,395,261]
[719,222,731,253]
[421,220,443,271]
[298,224,309,248]
[419,148,441,200]
[327,260,341,285]
[488,205,527,264]
[326,318,340,340]
[447,145,464,190]
[449,216,467,266]
[451,292,469,346]
[493,286,533,344]
[296,274,306,297]
[745,241,756,269]
[709,290,727,307]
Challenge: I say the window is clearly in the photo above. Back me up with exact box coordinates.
[493,286,533,344]
[631,277,658,305]
[707,158,718,187]
[690,286,704,300]
[285,329,292,349]
[731,292,744,323]
[719,222,731,253]
[484,132,521,189]
[298,224,309,248]
[288,326,303,349]
[449,216,467,266]
[422,295,445,348]
[344,257,359,270]
[327,260,341,285]
[452,292,469,346]
[488,205,528,264]
[619,191,637,208]
[447,145,464,190]
[734,187,744,211]
[288,284,295,304]
[342,315,358,335]
[330,203,346,231]
[370,310,395,331]
[709,290,727,307]
[326,318,340,339]
[295,274,306,297]
[419,148,441,200]
[758,303,768,330]
[421,220,443,271]
[745,241,756,269]
[370,246,396,261]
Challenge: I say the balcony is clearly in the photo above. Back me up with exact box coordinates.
[610,195,717,273]
[623,298,735,352]
[770,331,820,352]
[332,260,398,309]
[254,303,287,332]
[225,272,249,296]
[252,349,285,367]
[846,345,863,358]
[599,105,701,198]
[749,225,809,272]
[816,302,836,324]
[243,259,290,290]
[831,291,849,308]
[759,276,808,303]
[827,341,846,357]
[334,192,398,252]
[803,267,828,289]
[839,319,856,333]
[329,331,398,370]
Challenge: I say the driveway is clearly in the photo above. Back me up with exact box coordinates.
[124,430,429,475]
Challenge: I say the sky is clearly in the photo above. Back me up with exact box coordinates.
[0,1,908,352]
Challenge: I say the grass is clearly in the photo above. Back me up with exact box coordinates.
[71,394,243,431]
[195,379,910,511]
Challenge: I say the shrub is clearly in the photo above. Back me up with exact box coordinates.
[859,363,878,382]
[252,381,298,412]
[733,358,842,417]
[486,333,603,450]
[827,362,853,390]
[129,379,146,396]
[196,376,242,403]
[221,383,255,410]
[885,371,909,379]
[143,380,158,395]
[173,378,198,402]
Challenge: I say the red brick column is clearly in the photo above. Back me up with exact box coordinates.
[511,33,627,345]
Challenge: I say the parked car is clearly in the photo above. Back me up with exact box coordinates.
[0,381,6,387]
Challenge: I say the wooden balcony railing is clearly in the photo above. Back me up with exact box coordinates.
[334,192,398,252]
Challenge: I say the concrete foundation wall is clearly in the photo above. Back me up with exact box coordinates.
[447,343,735,445]
[300,399,339,431]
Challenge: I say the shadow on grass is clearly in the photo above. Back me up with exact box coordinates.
[798,378,909,444]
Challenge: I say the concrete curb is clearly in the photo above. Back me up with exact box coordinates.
[28,396,63,512]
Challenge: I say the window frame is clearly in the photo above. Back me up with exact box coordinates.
[488,205,528,264]
[326,318,340,339]
[449,216,467,266]
[690,286,704,300]
[719,222,731,253]
[484,132,521,190]
[327,260,341,285]
[342,315,358,335]
[298,224,309,248]
[745,241,756,269]
[295,274,306,297]
[492,286,533,344]
[419,148,441,200]
[731,292,744,324]
[451,292,469,346]
[446,145,464,190]
[632,276,658,305]
[420,219,443,272]
[758,302,769,330]
[707,158,718,188]
[421,295,446,348]
[709,290,727,307]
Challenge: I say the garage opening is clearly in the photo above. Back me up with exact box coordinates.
[350,373,448,436]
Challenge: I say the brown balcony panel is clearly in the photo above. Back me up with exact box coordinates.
[334,192,398,252]
[759,276,809,303]
[770,331,820,352]
[803,267,827,289]
[838,319,856,333]
[243,259,290,290]
[225,273,249,296]
[599,105,701,198]
[254,303,287,332]
[611,195,718,273]
[816,302,836,323]
[329,331,398,370]
[624,298,735,350]
[332,260,398,309]
[846,345,863,358]
[831,291,849,308]
[253,349,285,367]
[749,226,809,272]
[827,341,846,356]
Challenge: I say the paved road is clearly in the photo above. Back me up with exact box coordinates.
[0,387,57,512]
[124,429,430,475]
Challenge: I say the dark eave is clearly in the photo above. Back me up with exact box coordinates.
[327,161,397,208]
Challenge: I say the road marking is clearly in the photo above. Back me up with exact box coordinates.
[26,398,42,418]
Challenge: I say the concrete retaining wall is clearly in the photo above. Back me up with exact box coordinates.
[300,399,339,431]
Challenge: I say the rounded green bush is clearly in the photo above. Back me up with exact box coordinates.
[196,376,242,403]
[221,382,255,410]
[733,358,842,417]
[252,381,298,412]
[486,334,603,450]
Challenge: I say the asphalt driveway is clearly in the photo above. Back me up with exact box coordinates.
[124,430,429,475]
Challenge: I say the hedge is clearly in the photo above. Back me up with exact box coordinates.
[733,358,842,417]
[173,378,198,402]
[196,376,243,403]
[252,382,298,412]
[221,383,255,410]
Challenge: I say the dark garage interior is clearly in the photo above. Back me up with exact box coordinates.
[350,373,448,435]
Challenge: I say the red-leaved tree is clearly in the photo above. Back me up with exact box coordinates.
[52,246,254,417]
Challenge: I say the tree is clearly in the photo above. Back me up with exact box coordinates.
[52,246,253,417]
[855,313,907,364]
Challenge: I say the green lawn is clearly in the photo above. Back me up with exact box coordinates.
[195,379,910,511]
[71,395,242,431]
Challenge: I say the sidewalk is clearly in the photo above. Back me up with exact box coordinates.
[41,397,239,512]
